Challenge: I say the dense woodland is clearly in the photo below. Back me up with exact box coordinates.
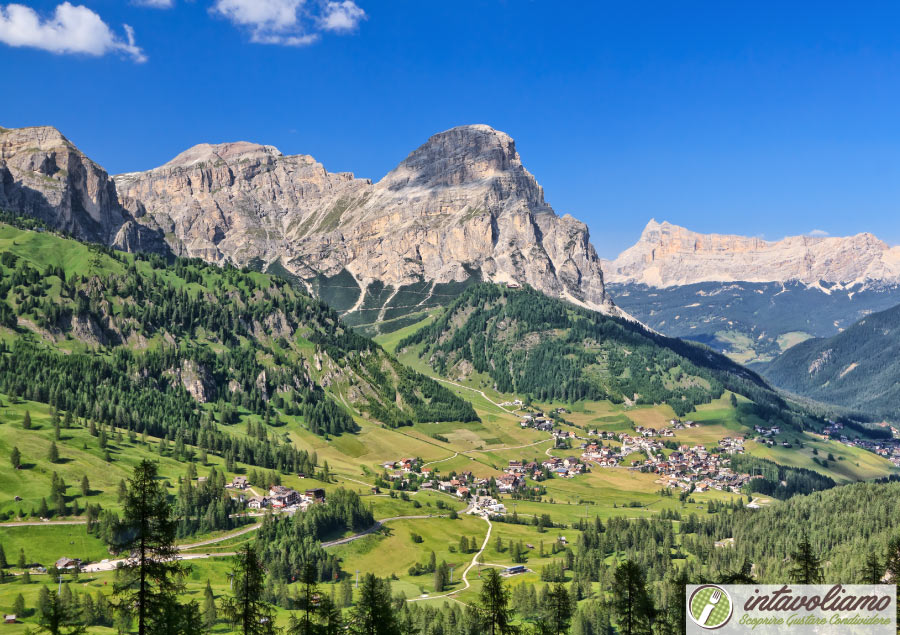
[765,301,900,420]
[401,284,828,427]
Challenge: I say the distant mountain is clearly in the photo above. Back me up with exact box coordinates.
[396,283,818,424]
[604,220,900,363]
[605,219,900,288]
[763,303,900,420]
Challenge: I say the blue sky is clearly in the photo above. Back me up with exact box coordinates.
[2,1,899,257]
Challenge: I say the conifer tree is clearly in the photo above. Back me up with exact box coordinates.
[612,560,655,635]
[203,580,217,629]
[789,536,823,584]
[544,583,573,635]
[348,574,400,635]
[23,411,31,429]
[479,568,518,635]
[220,543,278,635]
[113,460,186,635]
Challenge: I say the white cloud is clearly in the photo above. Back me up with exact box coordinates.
[320,1,365,32]
[808,229,830,237]
[133,0,174,8]
[212,0,364,46]
[0,2,146,62]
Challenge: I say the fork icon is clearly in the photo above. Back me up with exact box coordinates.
[698,589,722,625]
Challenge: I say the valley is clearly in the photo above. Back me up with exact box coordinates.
[0,128,898,633]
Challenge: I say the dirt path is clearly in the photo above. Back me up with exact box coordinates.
[407,511,493,603]
[431,378,517,415]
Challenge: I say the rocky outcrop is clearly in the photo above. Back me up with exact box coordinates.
[167,359,215,403]
[0,126,169,253]
[113,125,619,315]
[605,219,900,287]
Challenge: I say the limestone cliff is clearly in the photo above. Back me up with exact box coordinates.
[113,125,618,315]
[0,125,168,252]
[605,219,900,288]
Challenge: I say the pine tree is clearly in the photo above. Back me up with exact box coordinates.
[220,543,278,635]
[203,580,217,629]
[861,553,883,584]
[23,411,31,430]
[348,574,399,635]
[612,560,655,635]
[113,460,186,635]
[0,543,7,568]
[479,568,517,635]
[291,561,319,635]
[789,536,823,584]
[10,446,21,469]
[80,476,90,498]
[36,589,86,635]
[544,583,573,635]
[48,442,59,463]
[434,562,446,593]
[13,593,25,617]
[18,548,26,569]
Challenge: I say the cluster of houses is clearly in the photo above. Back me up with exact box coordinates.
[580,427,755,492]
[520,412,555,432]
[241,483,326,513]
[823,422,900,467]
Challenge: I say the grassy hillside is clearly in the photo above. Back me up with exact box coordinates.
[0,219,476,441]
[763,302,900,420]
[397,283,819,423]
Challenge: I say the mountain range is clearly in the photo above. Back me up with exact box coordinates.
[604,220,900,365]
[1,123,619,338]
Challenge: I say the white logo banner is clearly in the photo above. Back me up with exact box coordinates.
[686,584,896,634]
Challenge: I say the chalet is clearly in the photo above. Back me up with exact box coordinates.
[4,615,16,624]
[457,487,470,498]
[55,557,80,570]
[269,486,300,506]
[230,476,249,490]
[304,488,326,503]
[248,496,269,509]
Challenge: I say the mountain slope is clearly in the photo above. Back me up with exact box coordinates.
[763,302,900,420]
[396,283,820,424]
[0,217,477,447]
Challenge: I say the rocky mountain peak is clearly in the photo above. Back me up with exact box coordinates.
[159,141,284,170]
[0,125,168,253]
[377,124,550,214]
[0,123,620,318]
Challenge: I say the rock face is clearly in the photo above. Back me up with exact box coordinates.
[113,125,618,315]
[0,126,168,252]
[605,219,900,288]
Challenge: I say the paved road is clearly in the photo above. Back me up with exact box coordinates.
[1,520,87,527]
[177,523,261,550]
